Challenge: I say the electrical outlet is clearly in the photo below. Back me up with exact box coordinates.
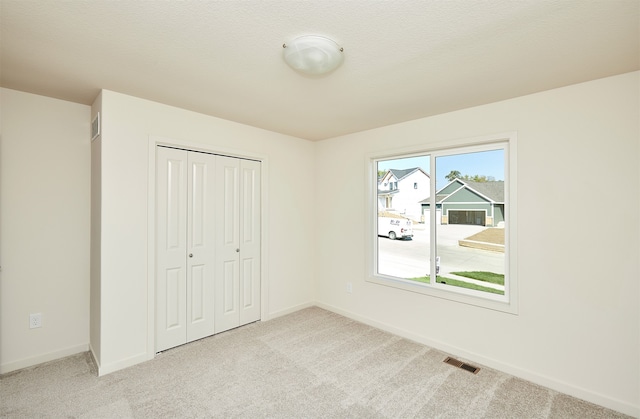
[346,282,353,294]
[30,313,42,329]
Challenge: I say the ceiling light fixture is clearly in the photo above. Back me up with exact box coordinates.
[282,35,344,76]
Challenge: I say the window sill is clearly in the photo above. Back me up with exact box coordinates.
[367,274,518,314]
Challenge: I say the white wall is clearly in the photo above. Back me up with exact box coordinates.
[0,88,91,373]
[93,90,316,374]
[315,72,639,416]
[1,74,636,415]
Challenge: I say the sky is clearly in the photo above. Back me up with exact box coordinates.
[377,149,504,190]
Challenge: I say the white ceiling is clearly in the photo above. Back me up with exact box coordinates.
[1,1,638,141]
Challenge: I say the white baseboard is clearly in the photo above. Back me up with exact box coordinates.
[267,301,315,321]
[315,302,639,418]
[0,343,89,374]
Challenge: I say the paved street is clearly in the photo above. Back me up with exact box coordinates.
[377,224,505,279]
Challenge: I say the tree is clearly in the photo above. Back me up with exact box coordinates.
[445,170,461,182]
[446,170,492,183]
[466,174,489,182]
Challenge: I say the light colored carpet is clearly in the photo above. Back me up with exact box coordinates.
[0,307,630,418]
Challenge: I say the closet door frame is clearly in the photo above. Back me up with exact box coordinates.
[146,136,268,360]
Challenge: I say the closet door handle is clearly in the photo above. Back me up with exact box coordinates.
[188,253,193,258]
[236,248,240,253]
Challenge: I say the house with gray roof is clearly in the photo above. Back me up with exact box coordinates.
[421,179,504,226]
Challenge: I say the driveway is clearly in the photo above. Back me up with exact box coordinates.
[377,224,504,279]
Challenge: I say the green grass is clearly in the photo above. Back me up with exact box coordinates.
[451,271,504,285]
[408,274,504,295]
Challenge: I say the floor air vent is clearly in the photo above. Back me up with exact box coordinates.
[444,356,480,374]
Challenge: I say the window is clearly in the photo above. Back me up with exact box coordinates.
[368,133,517,313]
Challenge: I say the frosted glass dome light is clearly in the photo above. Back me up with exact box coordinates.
[283,35,344,76]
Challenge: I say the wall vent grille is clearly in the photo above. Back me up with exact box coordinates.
[444,356,480,374]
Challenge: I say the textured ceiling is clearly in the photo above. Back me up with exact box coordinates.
[1,1,638,141]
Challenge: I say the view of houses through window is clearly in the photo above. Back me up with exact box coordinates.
[376,146,507,299]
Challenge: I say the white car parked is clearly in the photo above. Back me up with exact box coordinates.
[378,212,413,240]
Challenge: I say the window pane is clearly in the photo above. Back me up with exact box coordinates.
[376,156,431,280]
[435,149,506,296]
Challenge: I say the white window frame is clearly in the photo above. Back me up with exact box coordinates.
[365,132,518,314]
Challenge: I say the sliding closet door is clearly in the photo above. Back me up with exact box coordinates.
[157,147,261,349]
[185,152,216,343]
[215,156,240,333]
[239,159,261,325]
[156,147,216,352]
[214,156,261,333]
[156,147,188,351]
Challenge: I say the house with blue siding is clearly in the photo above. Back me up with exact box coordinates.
[422,179,504,226]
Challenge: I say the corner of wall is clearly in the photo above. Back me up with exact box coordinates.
[90,92,103,367]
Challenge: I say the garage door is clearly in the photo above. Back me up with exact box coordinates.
[448,210,485,226]
[421,209,442,224]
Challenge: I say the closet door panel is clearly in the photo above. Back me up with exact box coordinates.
[165,268,183,328]
[186,152,216,342]
[189,265,205,319]
[215,156,240,333]
[156,147,188,352]
[239,160,261,325]
[223,260,237,312]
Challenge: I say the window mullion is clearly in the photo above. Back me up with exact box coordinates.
[430,153,437,285]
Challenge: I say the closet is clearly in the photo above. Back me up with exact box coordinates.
[155,146,261,352]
